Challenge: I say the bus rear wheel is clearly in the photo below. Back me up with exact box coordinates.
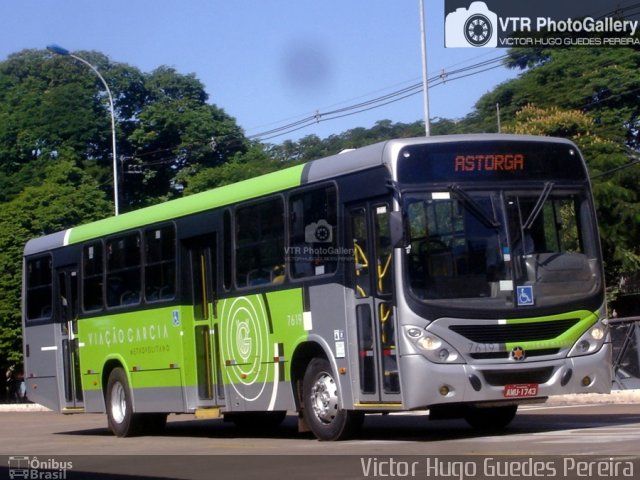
[106,367,144,437]
[302,357,362,441]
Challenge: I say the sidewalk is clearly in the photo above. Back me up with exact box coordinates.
[0,403,50,412]
[545,388,640,406]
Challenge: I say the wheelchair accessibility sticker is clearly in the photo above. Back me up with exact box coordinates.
[517,286,534,306]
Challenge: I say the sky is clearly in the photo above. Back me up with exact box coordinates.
[0,1,518,142]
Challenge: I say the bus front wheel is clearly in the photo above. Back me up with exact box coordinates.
[106,367,143,437]
[302,357,363,441]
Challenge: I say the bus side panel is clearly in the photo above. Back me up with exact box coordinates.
[82,378,105,413]
[306,283,356,408]
[130,369,185,412]
[78,306,187,413]
[217,289,303,412]
[23,321,61,412]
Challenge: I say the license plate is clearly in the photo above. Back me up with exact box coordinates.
[503,383,539,398]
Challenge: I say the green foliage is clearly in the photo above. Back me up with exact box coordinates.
[126,67,248,207]
[178,145,282,195]
[265,120,427,163]
[0,159,111,367]
[0,49,249,210]
[469,48,640,147]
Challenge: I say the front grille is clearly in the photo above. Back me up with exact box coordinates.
[470,348,560,360]
[449,319,579,343]
[482,367,554,386]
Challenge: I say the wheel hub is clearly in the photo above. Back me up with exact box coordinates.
[110,382,127,424]
[310,373,338,424]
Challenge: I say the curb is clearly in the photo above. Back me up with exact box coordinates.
[0,403,50,412]
[544,389,640,406]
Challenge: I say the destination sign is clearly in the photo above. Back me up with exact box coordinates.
[397,139,587,184]
[454,153,524,172]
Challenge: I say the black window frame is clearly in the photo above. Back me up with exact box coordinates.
[234,195,286,289]
[105,231,142,309]
[144,223,177,303]
[25,254,53,322]
[287,183,339,280]
[82,241,105,313]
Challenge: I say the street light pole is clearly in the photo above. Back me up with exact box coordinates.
[419,0,431,136]
[47,44,120,216]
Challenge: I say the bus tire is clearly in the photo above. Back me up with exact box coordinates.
[302,357,362,441]
[106,367,143,437]
[463,404,518,431]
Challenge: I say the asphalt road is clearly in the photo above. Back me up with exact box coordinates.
[1,403,639,479]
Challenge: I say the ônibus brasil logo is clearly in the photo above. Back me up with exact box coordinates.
[8,456,73,479]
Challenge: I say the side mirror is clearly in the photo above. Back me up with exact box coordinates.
[389,211,406,248]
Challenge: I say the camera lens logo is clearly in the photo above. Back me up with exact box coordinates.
[465,12,492,46]
[305,219,333,243]
[445,1,498,48]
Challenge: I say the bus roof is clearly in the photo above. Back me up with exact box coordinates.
[23,134,577,257]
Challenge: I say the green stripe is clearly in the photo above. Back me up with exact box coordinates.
[505,310,598,351]
[68,164,305,244]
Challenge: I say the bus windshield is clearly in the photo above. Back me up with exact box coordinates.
[404,186,601,310]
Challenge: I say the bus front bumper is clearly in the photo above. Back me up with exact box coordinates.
[399,343,612,410]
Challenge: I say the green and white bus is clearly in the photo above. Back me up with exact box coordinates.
[22,135,611,440]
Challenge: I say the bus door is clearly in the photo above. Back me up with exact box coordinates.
[349,201,401,404]
[187,235,225,406]
[56,266,83,409]
[24,255,59,410]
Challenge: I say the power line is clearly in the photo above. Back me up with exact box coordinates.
[591,155,640,179]
[249,54,511,141]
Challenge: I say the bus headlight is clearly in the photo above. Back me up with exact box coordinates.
[568,323,608,357]
[405,326,464,364]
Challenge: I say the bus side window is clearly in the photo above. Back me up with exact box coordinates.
[83,242,104,311]
[106,233,141,307]
[374,204,392,295]
[351,209,370,298]
[288,185,338,278]
[26,256,53,321]
[235,197,285,288]
[223,210,232,290]
[144,225,176,302]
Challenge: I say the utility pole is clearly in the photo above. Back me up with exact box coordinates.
[419,0,431,136]
[48,44,120,215]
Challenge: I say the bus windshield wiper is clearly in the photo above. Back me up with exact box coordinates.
[448,184,500,230]
[522,182,554,231]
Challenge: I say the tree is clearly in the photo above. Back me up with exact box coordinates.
[0,159,111,368]
[0,50,113,201]
[469,47,640,148]
[263,119,428,163]
[126,67,248,207]
[0,50,249,211]
[177,144,282,195]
